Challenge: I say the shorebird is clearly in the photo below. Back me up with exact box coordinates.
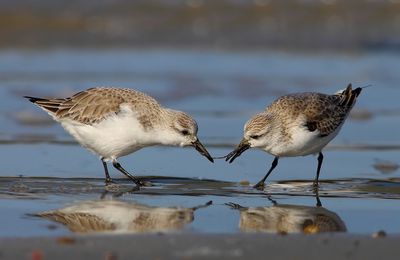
[225,84,363,189]
[25,87,214,186]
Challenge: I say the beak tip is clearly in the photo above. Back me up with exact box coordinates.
[225,140,250,164]
[192,139,214,163]
[206,155,214,163]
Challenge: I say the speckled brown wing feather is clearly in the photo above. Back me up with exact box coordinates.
[269,84,361,137]
[55,88,128,124]
[303,94,349,137]
[28,87,162,125]
[306,85,361,137]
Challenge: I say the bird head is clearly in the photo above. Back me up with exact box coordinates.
[225,113,272,163]
[166,110,214,163]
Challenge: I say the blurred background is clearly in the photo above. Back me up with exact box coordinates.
[0,0,400,237]
[1,0,400,50]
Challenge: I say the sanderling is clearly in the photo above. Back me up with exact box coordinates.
[225,84,363,189]
[25,87,213,186]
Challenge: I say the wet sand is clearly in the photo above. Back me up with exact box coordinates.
[1,233,399,260]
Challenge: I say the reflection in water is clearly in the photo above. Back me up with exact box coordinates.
[34,200,211,234]
[227,197,346,234]
[372,159,399,174]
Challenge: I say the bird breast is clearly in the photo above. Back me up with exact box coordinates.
[59,108,160,160]
[264,117,340,157]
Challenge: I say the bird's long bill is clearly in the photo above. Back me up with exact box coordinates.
[225,139,250,163]
[192,139,214,163]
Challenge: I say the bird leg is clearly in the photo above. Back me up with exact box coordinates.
[101,158,113,184]
[253,156,279,190]
[266,195,278,206]
[191,201,213,211]
[313,152,324,188]
[112,161,144,186]
[315,188,322,207]
[225,202,248,211]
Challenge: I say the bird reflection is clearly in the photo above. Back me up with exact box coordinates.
[34,200,212,234]
[227,196,346,234]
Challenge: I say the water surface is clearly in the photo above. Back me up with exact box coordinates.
[0,49,399,237]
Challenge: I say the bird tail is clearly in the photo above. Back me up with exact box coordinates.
[24,96,64,115]
[337,83,362,108]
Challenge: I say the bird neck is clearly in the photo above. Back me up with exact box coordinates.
[144,108,182,146]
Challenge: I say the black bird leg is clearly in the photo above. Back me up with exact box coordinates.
[313,152,324,188]
[253,156,279,190]
[315,188,322,207]
[112,161,144,186]
[101,158,113,184]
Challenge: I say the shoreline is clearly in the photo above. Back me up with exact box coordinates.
[1,233,399,260]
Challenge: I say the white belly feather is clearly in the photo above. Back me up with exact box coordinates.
[58,110,154,161]
[266,121,344,157]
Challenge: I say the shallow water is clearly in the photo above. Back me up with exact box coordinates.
[0,49,399,237]
[1,176,399,237]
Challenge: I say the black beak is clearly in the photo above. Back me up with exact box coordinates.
[225,139,250,163]
[192,139,214,163]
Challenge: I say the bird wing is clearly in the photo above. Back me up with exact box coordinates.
[304,99,348,137]
[27,87,161,125]
[269,84,362,137]
[304,84,361,137]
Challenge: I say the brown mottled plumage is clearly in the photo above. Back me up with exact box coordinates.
[265,84,361,138]
[226,84,363,189]
[26,87,163,126]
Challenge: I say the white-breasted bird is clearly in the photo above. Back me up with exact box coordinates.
[226,84,362,189]
[25,87,214,186]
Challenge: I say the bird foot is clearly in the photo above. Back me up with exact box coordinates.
[225,202,246,210]
[105,178,115,184]
[312,182,320,193]
[135,180,154,187]
[104,182,124,192]
[253,182,265,190]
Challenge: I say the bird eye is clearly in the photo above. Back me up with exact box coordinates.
[181,130,189,136]
[250,135,260,140]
